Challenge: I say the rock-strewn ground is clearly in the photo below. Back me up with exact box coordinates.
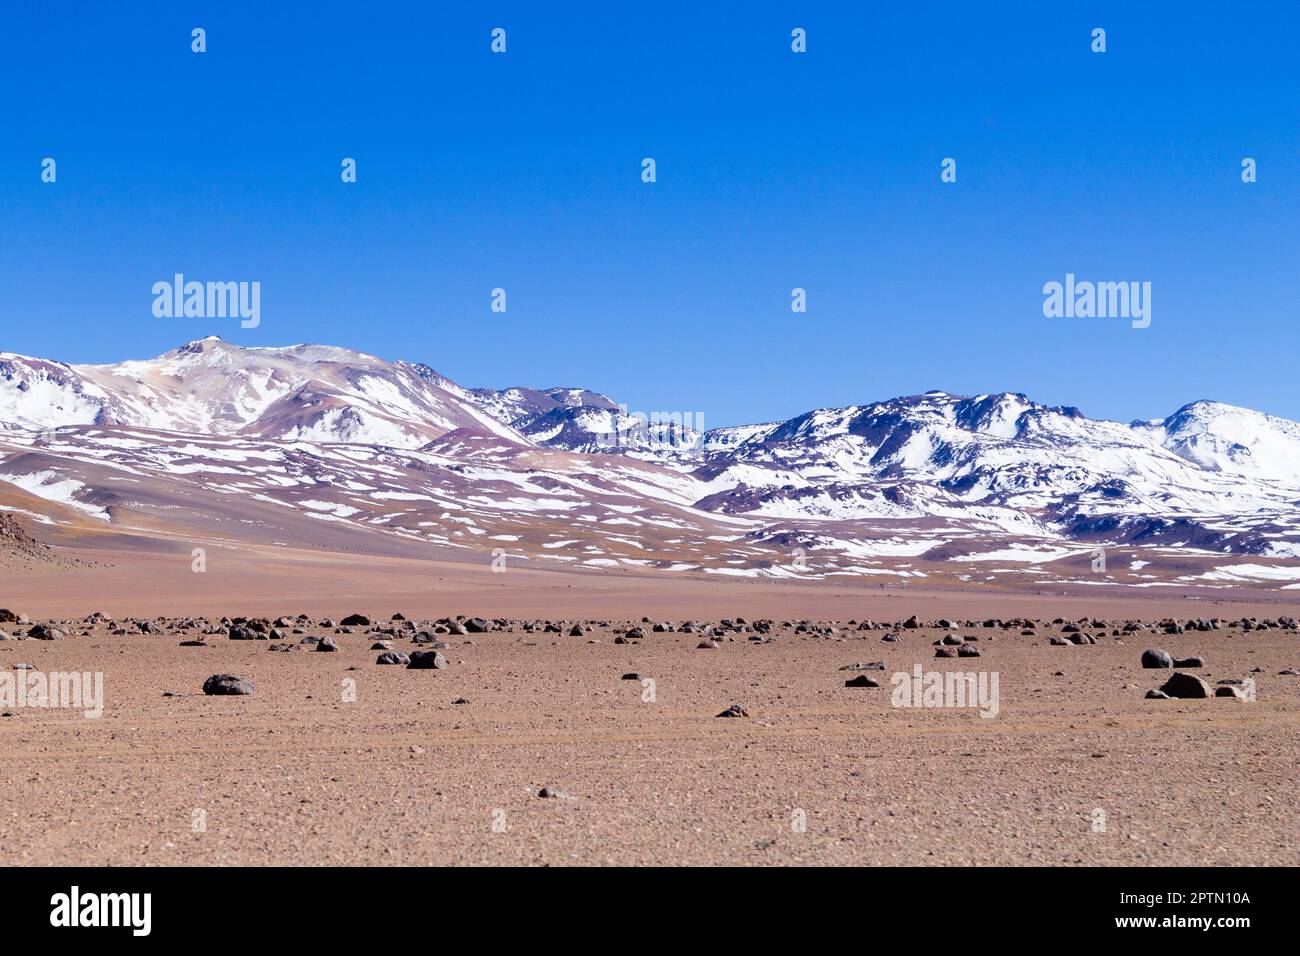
[1,609,1296,865]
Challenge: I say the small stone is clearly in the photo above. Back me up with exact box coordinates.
[844,675,879,688]
[716,704,749,718]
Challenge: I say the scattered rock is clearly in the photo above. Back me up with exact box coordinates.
[406,650,448,670]
[1158,672,1211,699]
[844,675,879,687]
[376,651,410,665]
[202,674,253,696]
[1141,648,1174,668]
[716,704,749,718]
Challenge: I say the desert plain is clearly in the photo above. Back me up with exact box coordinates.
[2,543,1297,867]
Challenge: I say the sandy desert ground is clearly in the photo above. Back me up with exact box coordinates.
[2,547,1297,867]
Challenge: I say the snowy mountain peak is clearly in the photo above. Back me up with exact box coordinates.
[1134,400,1300,482]
[0,339,526,447]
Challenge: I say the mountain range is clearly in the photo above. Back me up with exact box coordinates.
[3,337,1299,592]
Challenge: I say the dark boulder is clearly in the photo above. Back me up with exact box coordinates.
[1141,649,1174,669]
[202,674,253,696]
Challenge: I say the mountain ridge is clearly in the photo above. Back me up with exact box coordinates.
[4,338,1300,588]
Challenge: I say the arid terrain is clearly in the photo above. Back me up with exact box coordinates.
[3,339,1299,866]
[2,546,1296,866]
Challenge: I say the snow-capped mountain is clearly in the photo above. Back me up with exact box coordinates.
[670,390,1300,556]
[468,385,619,426]
[4,339,1300,589]
[1132,401,1300,483]
[468,386,701,454]
[0,337,521,448]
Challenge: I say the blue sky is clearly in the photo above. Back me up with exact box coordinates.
[3,2,1297,428]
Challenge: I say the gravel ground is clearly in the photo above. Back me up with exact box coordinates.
[2,612,1296,866]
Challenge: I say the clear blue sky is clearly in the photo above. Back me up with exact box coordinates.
[2,2,1297,427]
